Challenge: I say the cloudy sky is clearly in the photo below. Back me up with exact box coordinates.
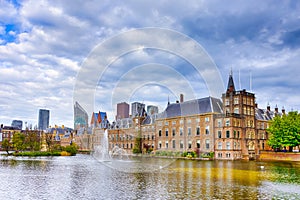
[1,0,300,128]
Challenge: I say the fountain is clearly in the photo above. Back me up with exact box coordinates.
[92,129,176,173]
[93,129,113,161]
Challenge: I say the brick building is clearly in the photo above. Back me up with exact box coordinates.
[103,73,277,160]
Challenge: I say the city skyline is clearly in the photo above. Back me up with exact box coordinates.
[1,1,300,128]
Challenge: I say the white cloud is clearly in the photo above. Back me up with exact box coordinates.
[0,0,300,127]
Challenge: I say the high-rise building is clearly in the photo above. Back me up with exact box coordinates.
[11,120,23,130]
[147,105,159,115]
[38,109,50,131]
[116,102,129,119]
[131,102,145,117]
[74,101,89,130]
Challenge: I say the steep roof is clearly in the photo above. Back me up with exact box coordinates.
[157,96,223,119]
[227,73,235,92]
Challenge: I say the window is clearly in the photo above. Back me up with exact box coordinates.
[180,140,183,149]
[158,141,162,149]
[234,142,237,149]
[218,130,222,138]
[205,117,210,122]
[165,128,169,137]
[196,140,200,148]
[218,142,222,149]
[226,153,231,158]
[226,142,230,150]
[205,126,210,134]
[226,130,230,138]
[172,140,176,148]
[187,119,191,123]
[158,130,162,137]
[233,130,236,138]
[225,99,229,106]
[218,153,222,158]
[172,128,176,137]
[196,118,200,123]
[188,141,192,149]
[131,143,133,149]
[188,127,191,135]
[234,107,239,114]
[180,128,183,136]
[225,119,230,126]
[165,141,168,149]
[165,121,169,126]
[205,139,210,149]
[180,119,183,124]
[234,97,239,104]
[172,121,176,125]
[196,127,200,135]
[217,119,222,127]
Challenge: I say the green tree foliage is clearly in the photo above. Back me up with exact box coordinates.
[12,132,26,152]
[132,131,142,154]
[2,138,10,154]
[24,130,41,151]
[267,111,300,151]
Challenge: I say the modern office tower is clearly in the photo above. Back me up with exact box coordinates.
[116,102,130,119]
[131,102,146,117]
[147,105,159,115]
[11,120,23,130]
[74,101,89,130]
[38,109,50,131]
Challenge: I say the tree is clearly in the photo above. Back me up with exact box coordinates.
[132,131,142,154]
[12,132,25,152]
[45,133,54,151]
[24,130,41,151]
[2,139,10,154]
[268,111,300,151]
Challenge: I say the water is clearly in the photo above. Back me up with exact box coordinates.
[0,154,300,199]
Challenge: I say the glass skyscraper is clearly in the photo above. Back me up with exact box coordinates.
[38,109,50,130]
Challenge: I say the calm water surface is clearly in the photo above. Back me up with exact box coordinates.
[0,154,299,200]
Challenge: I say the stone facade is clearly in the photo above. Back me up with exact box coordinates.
[76,73,277,160]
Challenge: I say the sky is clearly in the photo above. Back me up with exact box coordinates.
[1,0,300,128]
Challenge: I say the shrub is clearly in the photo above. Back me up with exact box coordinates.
[65,145,77,156]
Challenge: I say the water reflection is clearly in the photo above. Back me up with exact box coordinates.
[0,155,299,199]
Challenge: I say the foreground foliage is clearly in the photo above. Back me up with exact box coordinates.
[267,111,300,151]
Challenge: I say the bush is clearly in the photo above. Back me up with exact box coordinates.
[65,145,77,156]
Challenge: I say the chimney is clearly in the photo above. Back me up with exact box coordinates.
[180,94,184,103]
[267,103,270,111]
[282,106,285,115]
[176,100,179,103]
[275,105,278,113]
[255,102,258,108]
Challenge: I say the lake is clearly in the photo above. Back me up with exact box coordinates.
[0,154,299,199]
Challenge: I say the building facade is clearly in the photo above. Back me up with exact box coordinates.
[103,73,276,160]
[74,101,89,130]
[116,102,130,119]
[11,120,23,130]
[38,109,50,131]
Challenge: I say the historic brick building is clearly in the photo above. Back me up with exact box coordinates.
[93,73,277,160]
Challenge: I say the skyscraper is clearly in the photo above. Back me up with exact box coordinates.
[11,120,23,130]
[74,101,89,130]
[147,105,159,115]
[116,102,129,119]
[131,102,146,117]
[38,109,50,131]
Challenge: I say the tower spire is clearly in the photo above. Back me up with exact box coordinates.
[227,70,236,93]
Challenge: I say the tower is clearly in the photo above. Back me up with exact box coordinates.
[215,71,257,160]
[38,109,50,131]
[116,102,130,119]
[222,71,256,160]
